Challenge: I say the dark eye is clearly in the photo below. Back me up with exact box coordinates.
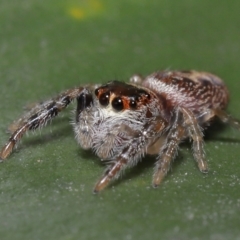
[95,88,100,96]
[99,92,110,106]
[129,99,137,109]
[112,97,124,111]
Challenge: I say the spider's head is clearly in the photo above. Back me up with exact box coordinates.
[75,81,154,123]
[74,81,164,159]
[94,81,152,113]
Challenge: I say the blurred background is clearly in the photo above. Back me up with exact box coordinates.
[0,1,240,239]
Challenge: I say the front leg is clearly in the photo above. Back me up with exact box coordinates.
[93,116,167,193]
[93,157,128,193]
[93,135,151,193]
[0,87,87,160]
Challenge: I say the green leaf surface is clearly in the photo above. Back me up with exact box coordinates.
[1,1,240,239]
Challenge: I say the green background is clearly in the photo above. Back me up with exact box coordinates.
[0,0,240,239]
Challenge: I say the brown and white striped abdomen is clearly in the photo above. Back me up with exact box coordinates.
[142,70,229,114]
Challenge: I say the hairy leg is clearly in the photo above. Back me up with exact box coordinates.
[181,107,208,173]
[153,109,185,187]
[0,87,85,160]
[93,117,167,193]
[93,157,127,193]
[214,109,240,130]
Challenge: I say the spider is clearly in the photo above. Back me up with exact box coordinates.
[0,70,240,193]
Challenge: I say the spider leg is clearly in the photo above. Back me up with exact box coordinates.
[153,109,185,187]
[181,107,208,173]
[214,109,240,130]
[93,116,167,193]
[93,157,128,193]
[8,102,48,133]
[129,74,144,85]
[153,107,209,187]
[0,87,86,160]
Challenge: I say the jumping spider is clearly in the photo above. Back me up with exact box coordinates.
[1,70,240,193]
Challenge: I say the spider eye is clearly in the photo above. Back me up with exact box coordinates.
[99,92,110,106]
[129,99,137,109]
[95,88,100,96]
[112,97,124,111]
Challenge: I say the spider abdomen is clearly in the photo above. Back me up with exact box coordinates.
[143,70,229,115]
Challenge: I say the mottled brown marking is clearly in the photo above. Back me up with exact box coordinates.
[144,70,229,114]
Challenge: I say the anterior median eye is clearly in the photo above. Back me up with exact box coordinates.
[99,92,110,106]
[112,97,124,111]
